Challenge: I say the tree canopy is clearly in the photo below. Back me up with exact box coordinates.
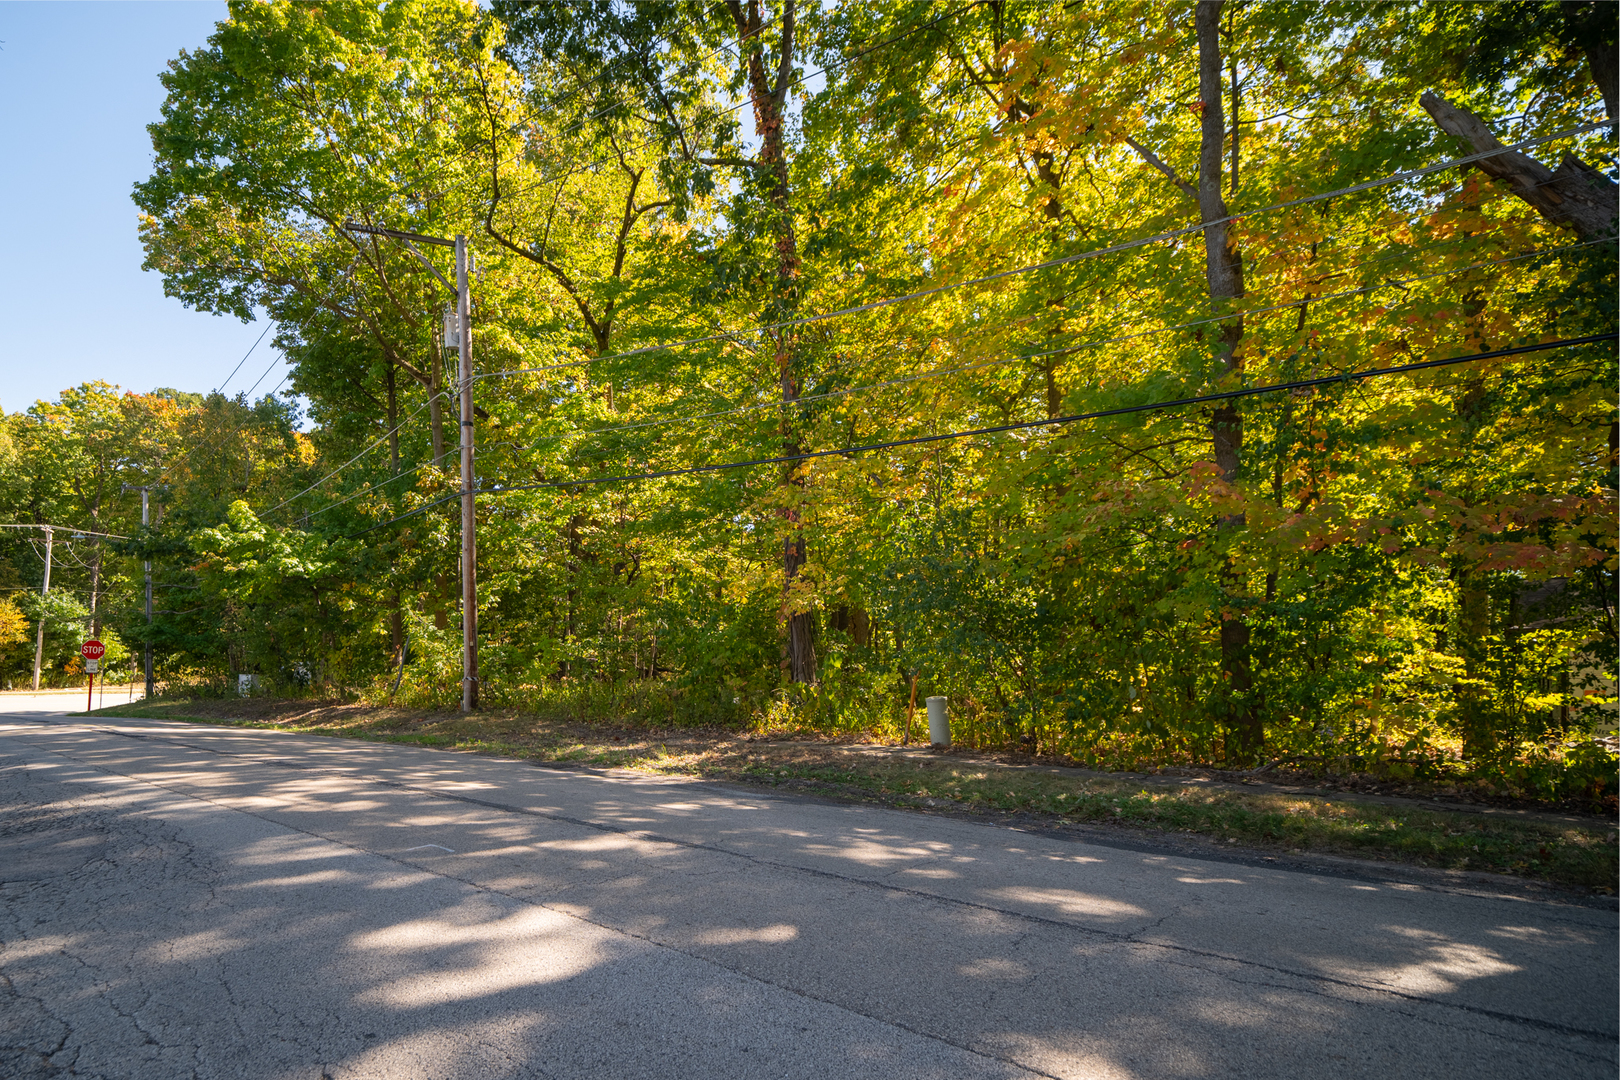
[5,0,1614,806]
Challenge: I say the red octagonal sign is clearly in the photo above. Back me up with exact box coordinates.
[81,640,106,661]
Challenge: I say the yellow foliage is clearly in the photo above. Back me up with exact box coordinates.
[0,598,27,651]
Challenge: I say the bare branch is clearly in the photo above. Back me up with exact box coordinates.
[1122,135,1198,204]
[1420,90,1617,242]
[698,155,760,169]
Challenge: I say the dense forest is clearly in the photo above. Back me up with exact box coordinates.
[2,0,1615,804]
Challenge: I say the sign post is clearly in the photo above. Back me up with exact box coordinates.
[81,640,105,713]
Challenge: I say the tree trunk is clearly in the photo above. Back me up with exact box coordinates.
[1196,0,1259,763]
[730,0,816,683]
[563,512,583,678]
[1563,0,1618,122]
[1043,363,1063,420]
[1585,43,1617,125]
[1420,91,1617,241]
[389,600,404,658]
[1456,564,1496,760]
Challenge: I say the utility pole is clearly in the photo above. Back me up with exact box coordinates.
[123,484,156,699]
[30,526,53,691]
[0,523,131,694]
[342,220,477,710]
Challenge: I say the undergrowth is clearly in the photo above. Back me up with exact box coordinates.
[93,694,1619,892]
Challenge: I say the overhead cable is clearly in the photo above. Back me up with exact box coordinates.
[261,387,457,519]
[486,238,1619,448]
[240,353,284,399]
[0,523,131,539]
[279,121,1609,515]
[474,117,1613,384]
[160,335,292,485]
[291,236,1610,524]
[216,324,272,396]
[348,332,1616,536]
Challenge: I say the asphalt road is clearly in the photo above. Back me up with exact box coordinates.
[1,700,1614,1080]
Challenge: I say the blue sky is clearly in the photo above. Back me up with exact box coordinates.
[0,2,298,419]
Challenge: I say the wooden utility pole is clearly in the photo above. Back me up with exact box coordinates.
[2,522,131,694]
[30,526,53,692]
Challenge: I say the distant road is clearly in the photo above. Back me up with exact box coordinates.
[2,703,1614,1080]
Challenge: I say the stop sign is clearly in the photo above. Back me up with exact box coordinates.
[81,640,106,661]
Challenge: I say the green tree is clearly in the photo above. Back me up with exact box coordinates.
[95,0,1615,797]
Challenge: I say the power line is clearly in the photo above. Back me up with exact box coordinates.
[299,90,1607,504]
[1243,211,1520,288]
[0,523,130,540]
[199,2,1601,522]
[260,387,457,520]
[479,238,1620,452]
[293,233,1559,522]
[492,332,1620,487]
[38,327,286,499]
[301,434,545,524]
[215,324,272,395]
[297,435,549,523]
[288,234,1609,526]
[158,337,293,485]
[264,335,612,521]
[472,118,1612,385]
[301,436,533,522]
[302,462,436,521]
[0,584,94,594]
[1019,194,1549,351]
[240,353,283,399]
[276,123,1608,517]
[348,332,1615,536]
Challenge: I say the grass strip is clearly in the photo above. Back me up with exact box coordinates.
[92,697,1618,892]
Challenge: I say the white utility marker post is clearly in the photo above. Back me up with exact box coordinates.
[455,233,477,712]
[926,696,951,748]
[30,526,53,691]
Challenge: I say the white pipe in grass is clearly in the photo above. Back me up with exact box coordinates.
[926,696,950,748]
